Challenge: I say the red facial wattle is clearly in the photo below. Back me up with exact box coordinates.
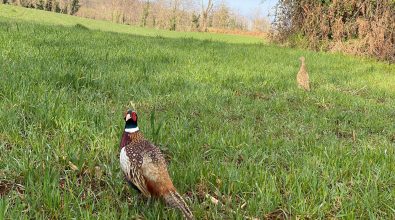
[132,112,137,122]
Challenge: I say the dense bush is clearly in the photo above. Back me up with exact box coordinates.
[272,0,395,62]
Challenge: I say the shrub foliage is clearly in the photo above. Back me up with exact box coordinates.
[272,0,395,62]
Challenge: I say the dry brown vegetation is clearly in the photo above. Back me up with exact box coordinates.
[272,0,395,62]
[207,28,268,38]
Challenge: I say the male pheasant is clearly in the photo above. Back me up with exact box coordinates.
[296,56,310,91]
[119,110,194,219]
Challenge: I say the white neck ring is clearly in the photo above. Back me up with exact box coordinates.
[124,127,139,133]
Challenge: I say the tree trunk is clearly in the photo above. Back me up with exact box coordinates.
[200,0,213,32]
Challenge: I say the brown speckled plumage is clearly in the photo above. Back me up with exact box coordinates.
[297,56,310,91]
[120,111,193,219]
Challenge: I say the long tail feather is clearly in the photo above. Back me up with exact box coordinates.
[163,190,194,220]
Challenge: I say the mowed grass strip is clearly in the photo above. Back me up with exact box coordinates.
[1,4,395,219]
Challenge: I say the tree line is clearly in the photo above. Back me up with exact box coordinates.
[3,0,80,15]
[2,0,270,33]
[76,0,269,32]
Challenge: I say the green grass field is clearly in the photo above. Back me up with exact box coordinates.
[1,4,395,219]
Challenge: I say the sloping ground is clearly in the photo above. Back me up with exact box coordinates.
[0,4,394,220]
[0,4,264,44]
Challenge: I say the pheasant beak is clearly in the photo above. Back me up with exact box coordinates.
[125,113,131,121]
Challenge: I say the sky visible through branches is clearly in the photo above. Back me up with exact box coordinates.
[225,0,278,20]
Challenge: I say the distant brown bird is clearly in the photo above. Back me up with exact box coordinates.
[120,110,194,220]
[297,56,310,91]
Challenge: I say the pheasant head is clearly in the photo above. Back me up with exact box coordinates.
[124,109,139,133]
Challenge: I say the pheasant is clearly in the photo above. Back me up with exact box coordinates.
[296,56,310,91]
[119,109,194,220]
